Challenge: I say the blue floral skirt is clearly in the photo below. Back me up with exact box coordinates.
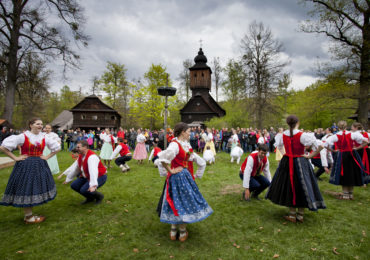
[0,157,57,207]
[157,168,213,224]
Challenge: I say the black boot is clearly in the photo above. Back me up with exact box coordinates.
[251,191,261,200]
[80,197,94,205]
[92,191,104,205]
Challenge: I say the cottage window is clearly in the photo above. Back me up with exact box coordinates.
[92,115,98,120]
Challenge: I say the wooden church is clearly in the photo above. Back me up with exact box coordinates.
[180,48,225,125]
[70,94,121,130]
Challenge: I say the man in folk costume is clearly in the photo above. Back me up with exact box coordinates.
[325,121,369,200]
[240,144,271,201]
[61,140,107,204]
[110,137,132,172]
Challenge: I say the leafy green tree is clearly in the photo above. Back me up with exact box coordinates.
[301,0,370,129]
[221,59,246,102]
[130,64,173,129]
[98,62,130,126]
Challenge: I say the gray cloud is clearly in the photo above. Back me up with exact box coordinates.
[50,0,331,95]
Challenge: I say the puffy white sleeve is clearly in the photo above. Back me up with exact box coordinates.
[87,155,100,188]
[45,135,61,152]
[300,133,318,151]
[263,159,272,182]
[156,142,179,164]
[1,134,25,151]
[320,148,328,167]
[50,132,61,143]
[351,131,368,144]
[110,145,122,160]
[324,135,338,148]
[64,160,81,183]
[243,156,254,189]
[274,133,283,149]
[190,152,206,178]
[148,149,155,161]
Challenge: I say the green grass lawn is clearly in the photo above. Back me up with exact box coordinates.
[0,150,369,259]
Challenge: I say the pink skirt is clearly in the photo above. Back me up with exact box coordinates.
[133,142,147,160]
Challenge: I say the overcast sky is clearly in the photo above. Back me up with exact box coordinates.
[50,0,331,98]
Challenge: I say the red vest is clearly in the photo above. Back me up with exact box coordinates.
[77,150,106,180]
[334,131,353,152]
[119,143,131,157]
[21,134,45,156]
[153,147,162,157]
[283,132,304,156]
[170,140,193,177]
[240,152,267,176]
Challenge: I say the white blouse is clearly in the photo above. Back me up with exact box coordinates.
[44,132,61,143]
[155,138,206,178]
[275,130,318,151]
[1,131,60,152]
[324,131,368,148]
[207,133,213,142]
[136,133,146,143]
[62,154,101,187]
[242,151,271,189]
[232,134,239,143]
[101,134,116,143]
[257,137,266,144]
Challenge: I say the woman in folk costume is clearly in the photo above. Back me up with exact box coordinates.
[275,128,285,162]
[351,123,370,183]
[205,128,216,156]
[266,115,326,223]
[42,124,61,174]
[0,118,60,223]
[99,128,116,168]
[325,121,369,200]
[133,129,147,164]
[231,129,239,150]
[155,122,212,242]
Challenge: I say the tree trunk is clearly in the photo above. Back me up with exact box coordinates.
[3,2,22,123]
[358,13,370,130]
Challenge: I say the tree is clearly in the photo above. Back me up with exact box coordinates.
[241,21,289,129]
[130,64,173,129]
[0,0,89,122]
[301,0,370,129]
[212,57,223,101]
[178,59,192,102]
[13,53,50,127]
[221,59,246,103]
[98,62,130,126]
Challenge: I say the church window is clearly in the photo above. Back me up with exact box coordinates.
[81,115,86,120]
[202,72,204,77]
[92,115,98,120]
[111,115,116,120]
[196,102,200,106]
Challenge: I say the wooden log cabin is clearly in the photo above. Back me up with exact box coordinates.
[70,94,121,130]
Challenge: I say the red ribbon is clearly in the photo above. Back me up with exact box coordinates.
[362,148,370,175]
[284,136,301,206]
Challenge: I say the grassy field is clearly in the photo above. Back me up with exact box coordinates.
[0,149,369,260]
